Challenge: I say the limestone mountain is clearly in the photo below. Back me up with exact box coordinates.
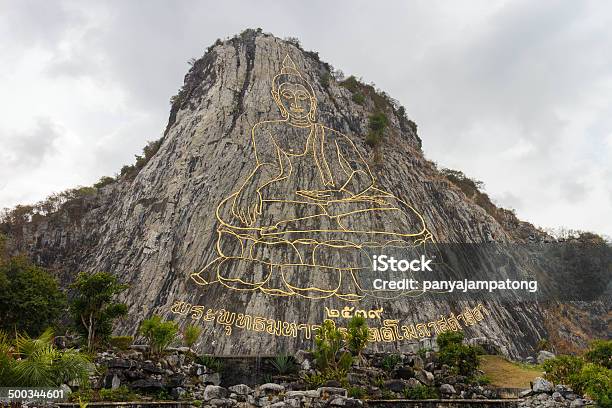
[2,30,608,357]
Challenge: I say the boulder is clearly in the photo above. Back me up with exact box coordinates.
[107,358,132,369]
[552,391,564,402]
[440,384,456,395]
[228,384,252,395]
[260,383,285,393]
[537,351,556,364]
[199,372,221,385]
[203,385,228,401]
[171,387,187,399]
[532,377,554,393]
[416,369,435,386]
[384,379,408,393]
[570,399,584,407]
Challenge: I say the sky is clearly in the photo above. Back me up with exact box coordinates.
[0,0,611,237]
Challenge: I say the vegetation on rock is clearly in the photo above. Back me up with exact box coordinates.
[139,315,179,356]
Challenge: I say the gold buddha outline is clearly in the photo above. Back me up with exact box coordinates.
[191,54,434,301]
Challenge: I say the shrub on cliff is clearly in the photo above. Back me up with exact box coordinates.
[313,320,353,372]
[346,315,369,361]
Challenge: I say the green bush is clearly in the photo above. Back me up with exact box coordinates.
[365,112,388,148]
[585,340,612,369]
[99,386,135,402]
[0,329,92,387]
[403,384,439,399]
[313,320,352,372]
[109,336,133,350]
[352,92,365,105]
[381,354,402,371]
[271,353,296,375]
[196,355,223,372]
[348,386,366,399]
[303,368,348,389]
[436,331,464,349]
[340,76,359,92]
[0,256,66,336]
[417,347,433,360]
[139,315,178,356]
[473,374,492,385]
[183,325,202,348]
[574,363,611,407]
[543,355,585,386]
[346,316,369,360]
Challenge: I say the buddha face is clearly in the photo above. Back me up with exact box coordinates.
[274,81,315,121]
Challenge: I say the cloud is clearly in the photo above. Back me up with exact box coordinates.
[0,0,610,236]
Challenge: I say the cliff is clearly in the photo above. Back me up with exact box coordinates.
[1,30,607,357]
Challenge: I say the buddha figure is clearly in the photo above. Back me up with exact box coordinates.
[191,55,433,300]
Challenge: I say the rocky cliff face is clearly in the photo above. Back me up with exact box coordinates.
[2,30,606,357]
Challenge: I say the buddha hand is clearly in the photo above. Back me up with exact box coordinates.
[232,189,262,226]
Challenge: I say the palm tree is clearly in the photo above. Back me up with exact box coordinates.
[0,328,93,387]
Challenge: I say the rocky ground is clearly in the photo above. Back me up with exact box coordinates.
[52,346,596,407]
[518,378,595,408]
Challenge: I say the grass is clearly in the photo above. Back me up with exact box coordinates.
[479,355,543,388]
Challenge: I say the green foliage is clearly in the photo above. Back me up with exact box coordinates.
[543,355,585,386]
[339,76,360,92]
[436,331,464,349]
[313,320,353,372]
[303,367,349,389]
[543,352,611,407]
[183,325,202,348]
[381,354,402,372]
[403,384,439,399]
[68,389,95,403]
[348,386,366,399]
[139,315,179,356]
[93,176,115,189]
[346,316,369,359]
[417,347,433,360]
[196,355,223,372]
[366,112,389,147]
[0,256,66,336]
[585,339,612,369]
[119,138,164,180]
[70,272,128,351]
[109,336,133,350]
[99,386,135,402]
[352,92,365,105]
[271,353,296,375]
[573,363,611,407]
[0,328,92,387]
[437,331,480,377]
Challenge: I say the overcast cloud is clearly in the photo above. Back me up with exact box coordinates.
[1,0,610,236]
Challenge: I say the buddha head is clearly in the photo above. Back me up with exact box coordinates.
[271,55,317,123]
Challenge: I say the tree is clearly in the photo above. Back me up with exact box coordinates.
[139,315,179,356]
[346,316,369,361]
[70,272,128,351]
[0,256,66,336]
[183,324,202,349]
